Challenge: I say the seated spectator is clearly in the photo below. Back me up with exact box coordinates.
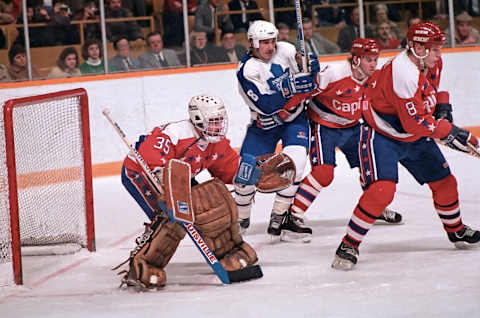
[274,0,296,28]
[194,0,233,42]
[372,4,401,39]
[445,11,480,46]
[109,37,141,72]
[375,21,400,50]
[218,30,247,63]
[277,22,293,44]
[0,63,9,81]
[188,31,225,65]
[0,0,14,49]
[312,0,346,27]
[122,0,146,19]
[401,16,421,48]
[300,17,340,55]
[51,2,79,45]
[79,39,105,75]
[14,1,55,47]
[228,0,263,33]
[138,32,181,69]
[48,46,81,78]
[163,0,198,47]
[73,0,100,40]
[7,44,40,80]
[337,7,374,52]
[105,0,143,42]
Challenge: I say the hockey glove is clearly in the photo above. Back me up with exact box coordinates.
[234,153,262,186]
[433,91,453,123]
[308,53,320,76]
[440,124,479,154]
[280,72,316,99]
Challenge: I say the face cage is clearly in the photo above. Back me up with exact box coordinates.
[199,113,228,143]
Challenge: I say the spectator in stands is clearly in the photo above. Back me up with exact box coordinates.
[375,21,400,50]
[277,22,293,44]
[14,1,55,47]
[163,0,198,47]
[194,0,233,42]
[110,37,141,72]
[217,30,247,63]
[275,0,296,28]
[228,0,263,33]
[0,63,9,81]
[7,44,40,80]
[337,7,374,52]
[455,0,480,17]
[445,11,480,46]
[312,0,346,27]
[299,17,340,55]
[138,32,181,69]
[47,46,81,78]
[51,2,79,45]
[188,31,225,65]
[105,0,143,42]
[0,1,14,49]
[73,0,100,40]
[372,4,401,39]
[400,16,421,48]
[79,39,105,74]
[122,0,146,19]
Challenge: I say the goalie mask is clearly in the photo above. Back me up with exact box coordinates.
[247,20,278,48]
[188,95,228,143]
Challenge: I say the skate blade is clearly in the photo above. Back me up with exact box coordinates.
[280,230,312,243]
[269,234,282,244]
[375,219,404,225]
[331,256,355,271]
[454,241,480,249]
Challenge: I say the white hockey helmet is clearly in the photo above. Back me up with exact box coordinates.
[247,20,278,48]
[188,94,228,143]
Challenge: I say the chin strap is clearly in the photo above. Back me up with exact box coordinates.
[351,56,368,81]
[408,46,429,71]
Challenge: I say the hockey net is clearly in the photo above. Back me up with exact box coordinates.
[0,88,95,286]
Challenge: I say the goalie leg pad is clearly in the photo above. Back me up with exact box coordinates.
[123,216,186,289]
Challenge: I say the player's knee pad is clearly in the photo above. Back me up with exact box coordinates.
[362,180,396,208]
[428,174,458,205]
[310,164,334,187]
[282,145,307,182]
[192,178,258,271]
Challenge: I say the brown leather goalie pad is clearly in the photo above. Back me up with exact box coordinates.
[192,178,258,272]
[130,216,186,288]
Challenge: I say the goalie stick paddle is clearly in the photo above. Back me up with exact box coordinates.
[102,108,230,284]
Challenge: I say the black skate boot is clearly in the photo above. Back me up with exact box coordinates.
[447,225,480,249]
[331,241,359,271]
[280,212,312,243]
[377,208,403,224]
[267,212,287,236]
[238,217,250,234]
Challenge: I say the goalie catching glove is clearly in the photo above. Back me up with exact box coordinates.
[234,152,296,193]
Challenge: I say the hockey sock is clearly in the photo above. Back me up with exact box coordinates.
[428,174,464,233]
[272,181,300,215]
[343,180,396,248]
[291,165,334,216]
[234,184,256,220]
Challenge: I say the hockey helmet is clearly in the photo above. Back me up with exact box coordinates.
[350,38,380,57]
[406,22,446,49]
[247,20,278,48]
[188,94,228,143]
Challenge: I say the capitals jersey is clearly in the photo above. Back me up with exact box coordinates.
[363,50,445,142]
[309,61,371,128]
[236,41,302,128]
[124,120,240,184]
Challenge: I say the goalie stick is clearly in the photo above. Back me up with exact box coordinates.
[102,109,230,284]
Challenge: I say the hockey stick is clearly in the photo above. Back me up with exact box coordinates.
[102,109,230,284]
[437,139,480,159]
[294,0,308,72]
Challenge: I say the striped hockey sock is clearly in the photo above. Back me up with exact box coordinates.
[291,174,323,216]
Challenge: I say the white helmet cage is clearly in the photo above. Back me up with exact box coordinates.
[188,94,228,143]
[247,20,278,48]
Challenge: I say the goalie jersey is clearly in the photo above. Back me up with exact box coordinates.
[362,50,445,142]
[124,120,240,184]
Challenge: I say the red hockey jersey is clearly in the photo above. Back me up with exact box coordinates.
[124,120,240,184]
[363,50,447,142]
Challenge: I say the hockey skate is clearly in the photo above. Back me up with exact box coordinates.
[377,208,403,224]
[331,242,359,271]
[238,217,250,235]
[280,212,312,243]
[447,225,480,249]
[267,211,287,237]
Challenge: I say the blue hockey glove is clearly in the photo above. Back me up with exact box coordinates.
[234,153,262,185]
[280,72,316,99]
[308,53,320,75]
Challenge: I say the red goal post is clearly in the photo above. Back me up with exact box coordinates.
[0,88,95,285]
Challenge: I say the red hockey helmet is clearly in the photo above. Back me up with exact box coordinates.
[350,38,380,57]
[406,22,446,49]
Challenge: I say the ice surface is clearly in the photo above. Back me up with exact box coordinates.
[1,147,479,317]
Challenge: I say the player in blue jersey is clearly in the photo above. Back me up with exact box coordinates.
[234,20,319,241]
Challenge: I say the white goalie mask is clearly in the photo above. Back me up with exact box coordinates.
[247,20,278,48]
[188,95,228,143]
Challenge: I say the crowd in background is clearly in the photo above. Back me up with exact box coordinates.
[0,0,478,81]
